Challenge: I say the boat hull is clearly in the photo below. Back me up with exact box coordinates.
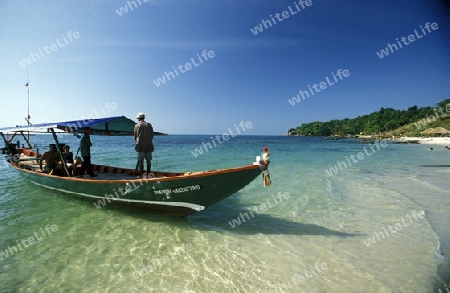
[13,163,263,217]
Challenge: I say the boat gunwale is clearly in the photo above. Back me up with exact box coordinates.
[10,162,262,184]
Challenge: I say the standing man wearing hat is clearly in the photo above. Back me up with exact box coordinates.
[134,112,154,178]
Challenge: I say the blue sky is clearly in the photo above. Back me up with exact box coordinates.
[1,0,449,135]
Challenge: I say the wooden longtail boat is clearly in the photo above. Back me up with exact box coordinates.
[0,116,269,217]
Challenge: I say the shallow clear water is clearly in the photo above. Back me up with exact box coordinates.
[0,134,449,292]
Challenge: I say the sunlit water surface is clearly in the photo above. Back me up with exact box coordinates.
[0,135,449,292]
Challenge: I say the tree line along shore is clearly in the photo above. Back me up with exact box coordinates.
[288,99,450,139]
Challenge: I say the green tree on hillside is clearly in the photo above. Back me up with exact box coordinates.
[289,99,449,136]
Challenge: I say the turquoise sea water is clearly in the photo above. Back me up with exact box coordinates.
[0,134,449,292]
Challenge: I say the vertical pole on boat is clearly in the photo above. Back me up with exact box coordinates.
[25,65,31,142]
[49,128,71,177]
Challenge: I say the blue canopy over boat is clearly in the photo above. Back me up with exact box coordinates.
[0,116,138,136]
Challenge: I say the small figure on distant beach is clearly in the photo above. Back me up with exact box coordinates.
[134,112,154,178]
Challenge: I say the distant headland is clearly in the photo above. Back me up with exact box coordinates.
[287,99,450,141]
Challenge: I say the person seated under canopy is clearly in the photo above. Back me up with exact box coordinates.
[39,144,60,174]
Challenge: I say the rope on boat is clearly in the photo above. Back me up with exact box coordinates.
[263,170,271,187]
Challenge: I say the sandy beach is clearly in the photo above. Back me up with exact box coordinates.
[398,136,450,146]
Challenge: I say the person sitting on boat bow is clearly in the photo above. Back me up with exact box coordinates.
[39,144,60,174]
[259,147,271,187]
[260,147,270,168]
